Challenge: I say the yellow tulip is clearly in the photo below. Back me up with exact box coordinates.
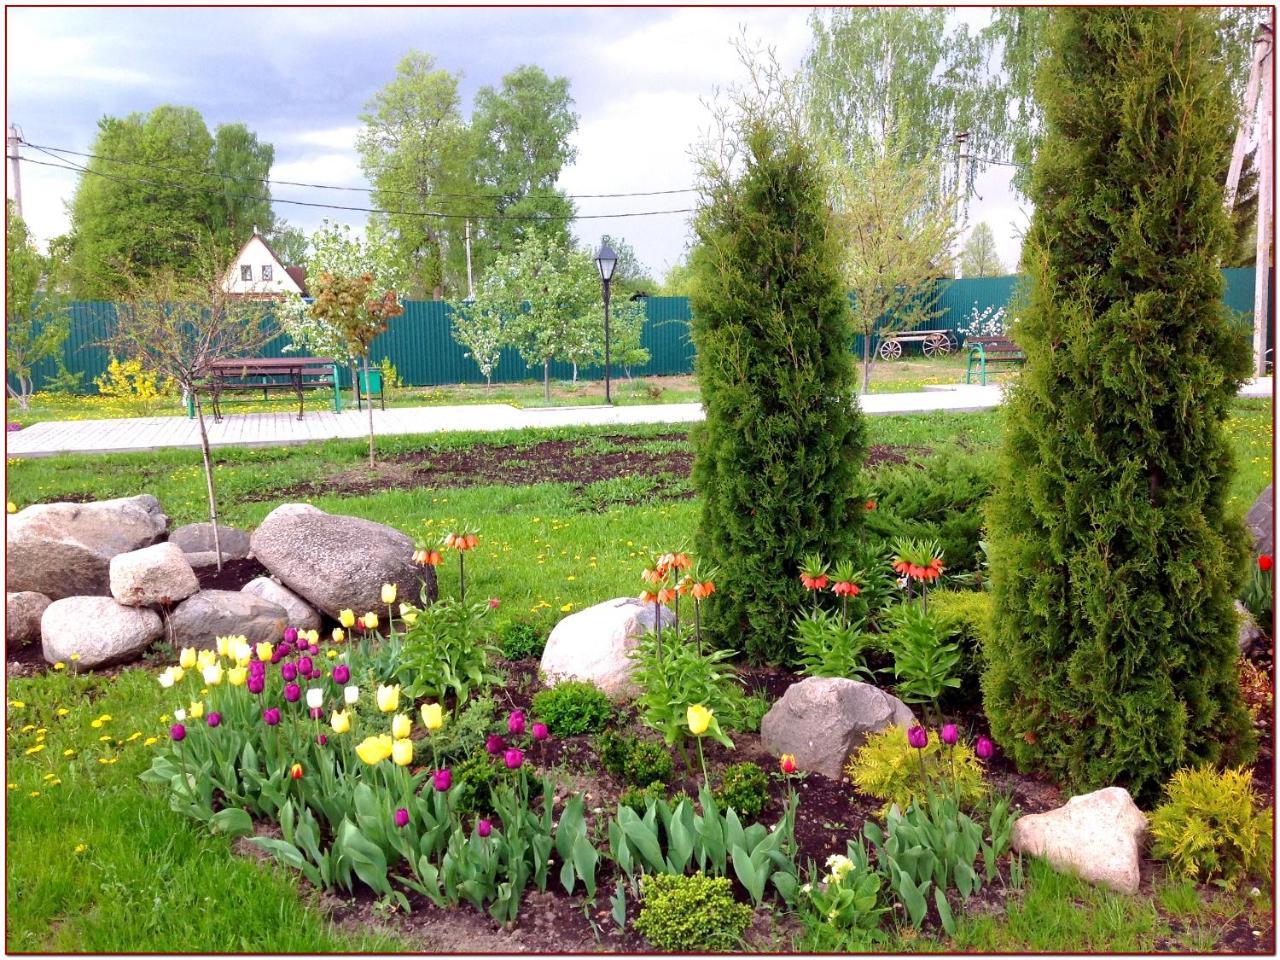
[331,628,346,644]
[391,738,413,767]
[189,700,204,719]
[375,684,400,713]
[6,502,16,514]
[330,710,351,734]
[362,612,380,630]
[179,648,197,670]
[227,666,248,687]
[339,609,356,628]
[215,635,231,658]
[202,663,223,686]
[687,704,713,737]
[420,702,444,732]
[305,629,320,644]
[391,713,411,740]
[381,583,397,604]
[355,734,393,765]
[170,665,185,683]
[196,649,217,670]
[256,642,273,662]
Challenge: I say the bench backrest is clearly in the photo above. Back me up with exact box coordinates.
[968,335,1022,353]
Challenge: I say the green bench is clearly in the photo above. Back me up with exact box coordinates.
[965,336,1025,385]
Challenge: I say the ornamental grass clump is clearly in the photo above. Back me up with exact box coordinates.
[846,724,986,817]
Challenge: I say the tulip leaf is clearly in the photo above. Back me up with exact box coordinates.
[572,834,598,898]
[935,886,956,937]
[621,817,665,873]
[610,880,627,930]
[210,806,253,839]
[730,843,766,904]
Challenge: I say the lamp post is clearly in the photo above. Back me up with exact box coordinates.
[594,241,618,405]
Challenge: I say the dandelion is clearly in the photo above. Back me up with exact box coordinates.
[54,662,66,671]
[560,602,573,612]
[24,744,45,755]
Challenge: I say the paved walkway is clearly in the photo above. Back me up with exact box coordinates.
[6,379,1272,459]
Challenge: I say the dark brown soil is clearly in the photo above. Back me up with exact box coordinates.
[194,556,270,592]
[245,433,929,503]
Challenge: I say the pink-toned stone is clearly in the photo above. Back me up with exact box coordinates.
[1010,786,1147,894]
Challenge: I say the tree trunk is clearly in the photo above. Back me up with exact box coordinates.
[349,360,359,408]
[543,359,551,402]
[572,362,578,384]
[364,353,375,469]
[6,380,29,410]
[861,332,872,395]
[192,392,224,573]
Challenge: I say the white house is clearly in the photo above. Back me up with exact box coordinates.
[221,227,307,299]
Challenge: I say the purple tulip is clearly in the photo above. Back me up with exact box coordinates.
[504,748,524,770]
[283,627,299,644]
[975,736,995,760]
[433,768,453,792]
[507,710,526,735]
[7,422,21,432]
[170,723,186,742]
[907,726,929,750]
[298,657,313,675]
[316,734,328,746]
[278,641,293,656]
[284,683,301,703]
[940,723,959,746]
[394,807,410,828]
[263,707,281,726]
[485,734,506,755]
[309,707,323,720]
[247,674,265,695]
[249,659,266,676]
[281,662,297,682]
[532,722,549,742]
[206,712,222,728]
[308,644,319,655]
[333,664,350,684]
[477,818,492,838]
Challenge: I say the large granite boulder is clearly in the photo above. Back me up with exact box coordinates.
[1011,786,1147,894]
[242,577,321,631]
[540,597,675,699]
[169,522,252,561]
[760,677,916,780]
[1245,484,1273,558]
[249,504,436,618]
[109,542,199,607]
[1237,600,1266,658]
[6,495,169,598]
[168,590,289,649]
[7,591,51,647]
[41,596,164,669]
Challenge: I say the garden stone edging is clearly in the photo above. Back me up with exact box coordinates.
[6,495,169,599]
[7,591,52,647]
[109,542,200,607]
[249,504,437,619]
[41,595,164,669]
[540,597,675,700]
[1010,786,1147,895]
[242,577,322,631]
[167,590,289,650]
[760,676,916,780]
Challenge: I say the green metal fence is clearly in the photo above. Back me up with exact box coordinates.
[12,269,1263,393]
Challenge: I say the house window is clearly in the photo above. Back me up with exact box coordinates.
[262,264,273,281]
[240,265,253,281]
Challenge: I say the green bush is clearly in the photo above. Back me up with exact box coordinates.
[496,617,546,661]
[633,872,754,952]
[426,693,496,764]
[982,8,1255,801]
[845,725,987,817]
[530,680,612,736]
[595,732,675,787]
[453,751,502,815]
[1149,765,1272,888]
[396,598,502,708]
[927,589,993,704]
[688,95,867,664]
[596,730,631,780]
[734,693,771,734]
[631,632,750,743]
[865,451,994,579]
[618,781,689,817]
[713,762,770,819]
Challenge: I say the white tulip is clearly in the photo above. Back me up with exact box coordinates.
[343,685,359,705]
[174,708,186,722]
[157,669,175,688]
[306,688,324,709]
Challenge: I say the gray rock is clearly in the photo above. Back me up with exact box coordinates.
[242,577,321,631]
[41,595,164,669]
[7,591,51,647]
[249,504,436,618]
[109,542,199,607]
[1236,600,1266,657]
[1011,786,1147,894]
[540,597,675,700]
[1245,484,1273,558]
[6,495,169,598]
[168,590,288,649]
[184,550,243,573]
[760,677,916,780]
[169,522,252,561]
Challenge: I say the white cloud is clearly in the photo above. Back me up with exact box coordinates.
[271,153,365,188]
[6,30,157,93]
[277,126,362,151]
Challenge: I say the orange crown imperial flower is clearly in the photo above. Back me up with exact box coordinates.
[655,552,677,575]
[800,573,830,591]
[691,580,716,600]
[832,581,861,597]
[655,587,677,606]
[641,568,663,585]
[413,548,444,566]
[639,590,659,605]
[670,552,692,571]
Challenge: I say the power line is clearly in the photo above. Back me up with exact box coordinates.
[23,141,698,200]
[19,154,696,222]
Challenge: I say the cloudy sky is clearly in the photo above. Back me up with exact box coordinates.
[6,6,1026,278]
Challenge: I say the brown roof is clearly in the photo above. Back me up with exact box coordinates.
[284,266,308,297]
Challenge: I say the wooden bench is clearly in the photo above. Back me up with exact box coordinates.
[188,358,341,421]
[964,336,1025,385]
[877,329,955,360]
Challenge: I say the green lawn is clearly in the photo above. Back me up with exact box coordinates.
[5,401,1273,952]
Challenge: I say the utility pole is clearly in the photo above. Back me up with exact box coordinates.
[464,218,475,300]
[1252,18,1274,378]
[7,123,23,218]
[1225,26,1270,212]
[953,130,970,271]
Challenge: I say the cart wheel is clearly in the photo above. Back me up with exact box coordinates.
[937,334,953,355]
[879,338,903,361]
[923,334,948,358]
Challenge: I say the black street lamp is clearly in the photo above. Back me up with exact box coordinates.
[594,241,618,405]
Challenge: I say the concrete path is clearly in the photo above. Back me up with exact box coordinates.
[6,378,1272,459]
